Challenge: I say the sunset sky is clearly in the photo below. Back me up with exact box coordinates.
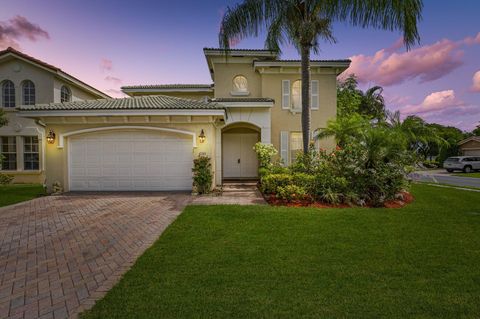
[1,0,479,131]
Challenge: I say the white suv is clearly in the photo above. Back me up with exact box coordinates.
[443,156,480,173]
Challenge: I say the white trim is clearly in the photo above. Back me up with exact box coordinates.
[280,131,289,166]
[203,49,277,57]
[17,109,226,118]
[282,80,290,110]
[57,126,198,149]
[311,80,319,110]
[254,61,351,68]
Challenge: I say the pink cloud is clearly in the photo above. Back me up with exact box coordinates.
[100,58,113,72]
[464,32,480,45]
[105,75,122,85]
[471,71,480,92]
[344,33,480,87]
[0,15,49,49]
[105,89,126,98]
[345,39,464,86]
[402,90,464,114]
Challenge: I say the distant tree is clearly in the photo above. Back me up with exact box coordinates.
[473,125,480,136]
[385,111,446,159]
[426,123,466,162]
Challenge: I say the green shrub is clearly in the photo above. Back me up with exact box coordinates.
[277,185,308,202]
[192,155,212,194]
[253,142,278,169]
[260,173,292,194]
[423,160,439,168]
[291,173,315,194]
[0,173,14,185]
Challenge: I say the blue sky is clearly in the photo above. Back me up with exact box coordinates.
[1,0,479,131]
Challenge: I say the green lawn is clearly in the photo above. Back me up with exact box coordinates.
[0,184,45,207]
[453,172,480,178]
[82,184,480,318]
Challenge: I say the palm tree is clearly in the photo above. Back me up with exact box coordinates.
[385,111,446,157]
[219,0,423,153]
[359,86,386,122]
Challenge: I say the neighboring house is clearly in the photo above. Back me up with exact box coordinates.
[0,47,110,183]
[458,136,480,156]
[17,48,350,191]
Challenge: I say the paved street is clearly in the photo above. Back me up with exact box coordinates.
[410,170,480,188]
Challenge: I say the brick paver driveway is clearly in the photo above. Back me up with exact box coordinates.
[0,192,190,319]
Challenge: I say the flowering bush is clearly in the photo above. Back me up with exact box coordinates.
[257,125,414,207]
[277,185,308,202]
[253,142,278,169]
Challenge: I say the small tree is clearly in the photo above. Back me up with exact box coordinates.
[192,155,213,194]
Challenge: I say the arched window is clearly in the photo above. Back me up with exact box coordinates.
[2,80,15,108]
[292,80,302,109]
[22,80,35,105]
[61,85,71,103]
[232,75,248,93]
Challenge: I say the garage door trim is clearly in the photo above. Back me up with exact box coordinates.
[58,126,198,148]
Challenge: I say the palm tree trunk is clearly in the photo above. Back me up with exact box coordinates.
[301,44,311,154]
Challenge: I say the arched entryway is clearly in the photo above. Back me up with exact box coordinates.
[222,122,260,180]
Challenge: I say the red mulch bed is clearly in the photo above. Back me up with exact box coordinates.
[264,191,414,209]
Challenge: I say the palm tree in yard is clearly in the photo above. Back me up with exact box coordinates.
[219,0,423,153]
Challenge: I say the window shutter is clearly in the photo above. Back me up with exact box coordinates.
[282,80,290,109]
[280,131,289,165]
[311,80,319,110]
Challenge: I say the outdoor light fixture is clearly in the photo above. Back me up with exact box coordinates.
[46,129,56,144]
[199,129,206,143]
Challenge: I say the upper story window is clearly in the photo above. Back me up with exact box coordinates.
[282,79,319,111]
[61,85,71,103]
[232,75,249,95]
[2,80,15,108]
[22,80,35,105]
[291,80,302,110]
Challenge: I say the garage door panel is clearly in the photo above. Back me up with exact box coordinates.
[69,131,193,191]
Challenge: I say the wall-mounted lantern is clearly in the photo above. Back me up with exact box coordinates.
[46,129,56,144]
[199,129,206,144]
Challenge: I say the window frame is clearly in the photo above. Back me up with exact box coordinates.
[231,75,249,95]
[60,85,71,103]
[291,80,302,111]
[0,136,17,170]
[2,80,16,108]
[23,136,40,171]
[289,132,303,164]
[22,80,36,106]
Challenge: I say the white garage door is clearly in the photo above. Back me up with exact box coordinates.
[69,130,193,191]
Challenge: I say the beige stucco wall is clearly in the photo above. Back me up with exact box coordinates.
[213,58,262,98]
[41,119,217,191]
[209,56,339,155]
[53,78,100,102]
[261,72,337,151]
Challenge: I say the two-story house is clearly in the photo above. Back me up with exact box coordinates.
[17,48,350,191]
[0,47,110,183]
